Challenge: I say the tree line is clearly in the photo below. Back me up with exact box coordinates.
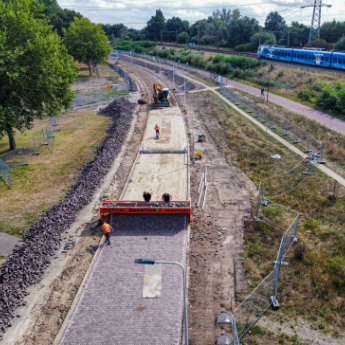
[0,0,111,150]
[108,8,345,52]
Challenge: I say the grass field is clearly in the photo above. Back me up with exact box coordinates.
[0,107,111,237]
[188,91,345,343]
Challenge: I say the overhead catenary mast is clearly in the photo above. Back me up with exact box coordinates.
[301,0,332,42]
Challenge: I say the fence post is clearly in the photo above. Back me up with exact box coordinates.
[304,135,312,153]
[283,119,289,136]
[32,137,40,156]
[261,108,267,123]
[254,182,262,221]
[293,126,300,144]
[271,235,284,309]
[20,147,29,166]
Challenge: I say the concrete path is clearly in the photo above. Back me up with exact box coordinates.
[0,233,21,257]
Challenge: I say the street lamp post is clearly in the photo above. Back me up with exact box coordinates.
[135,259,188,345]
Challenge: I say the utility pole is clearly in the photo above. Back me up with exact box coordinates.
[184,78,186,107]
[267,73,271,103]
[160,30,163,44]
[287,31,290,47]
[259,31,262,46]
[301,0,332,42]
[192,108,195,164]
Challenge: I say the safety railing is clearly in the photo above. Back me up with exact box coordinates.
[0,158,11,188]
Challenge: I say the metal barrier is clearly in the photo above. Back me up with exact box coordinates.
[0,158,12,188]
[0,116,63,188]
[218,84,323,342]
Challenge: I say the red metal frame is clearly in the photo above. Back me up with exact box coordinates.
[100,200,191,222]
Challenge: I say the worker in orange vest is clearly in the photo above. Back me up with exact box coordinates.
[154,124,160,137]
[102,221,113,245]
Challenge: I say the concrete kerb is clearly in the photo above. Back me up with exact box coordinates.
[213,90,345,187]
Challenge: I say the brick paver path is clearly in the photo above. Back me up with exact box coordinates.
[59,214,188,345]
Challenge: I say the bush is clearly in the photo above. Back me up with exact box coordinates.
[277,70,284,78]
[177,31,190,44]
[334,36,345,50]
[297,85,313,101]
[317,84,338,110]
[190,54,205,69]
[304,218,320,230]
[306,39,333,50]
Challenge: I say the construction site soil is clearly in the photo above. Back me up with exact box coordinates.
[1,59,256,345]
[0,98,136,341]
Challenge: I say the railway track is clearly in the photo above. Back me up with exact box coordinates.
[157,43,345,74]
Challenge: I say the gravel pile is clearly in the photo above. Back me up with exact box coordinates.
[0,98,136,340]
[109,63,138,92]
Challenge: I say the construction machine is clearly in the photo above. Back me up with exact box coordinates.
[153,83,171,107]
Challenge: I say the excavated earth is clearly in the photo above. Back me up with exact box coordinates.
[0,98,136,340]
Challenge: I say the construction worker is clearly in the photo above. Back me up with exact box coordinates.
[102,221,113,246]
[154,124,160,137]
[143,191,152,202]
[162,193,172,203]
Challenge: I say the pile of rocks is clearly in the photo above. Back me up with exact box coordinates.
[0,98,136,339]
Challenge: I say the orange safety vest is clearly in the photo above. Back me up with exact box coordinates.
[102,223,111,234]
[154,126,160,130]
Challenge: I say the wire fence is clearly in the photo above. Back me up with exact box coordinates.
[0,114,86,189]
[218,85,323,343]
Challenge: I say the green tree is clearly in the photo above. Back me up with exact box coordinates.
[49,9,83,37]
[177,31,190,44]
[0,0,77,150]
[334,36,345,50]
[305,39,333,49]
[38,0,59,17]
[63,17,112,76]
[264,11,286,41]
[146,9,165,41]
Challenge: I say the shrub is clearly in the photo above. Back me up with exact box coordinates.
[232,67,245,78]
[306,39,333,50]
[177,31,190,44]
[269,63,274,71]
[191,54,206,69]
[318,323,325,330]
[334,36,345,50]
[317,84,338,110]
[277,70,284,78]
[297,85,313,101]
[293,243,306,260]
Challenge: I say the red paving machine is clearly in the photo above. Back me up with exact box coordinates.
[100,200,192,223]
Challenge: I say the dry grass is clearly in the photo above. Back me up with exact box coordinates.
[0,107,111,236]
[76,62,118,79]
[234,88,345,179]
[187,91,345,341]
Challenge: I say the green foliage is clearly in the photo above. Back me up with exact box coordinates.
[146,9,165,41]
[117,40,156,51]
[317,84,338,110]
[177,31,190,44]
[334,36,345,50]
[318,323,325,330]
[277,70,284,78]
[264,204,284,220]
[305,39,333,50]
[264,11,286,41]
[304,218,321,230]
[0,0,78,150]
[49,9,83,37]
[63,17,111,75]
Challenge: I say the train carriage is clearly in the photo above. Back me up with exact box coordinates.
[292,48,332,67]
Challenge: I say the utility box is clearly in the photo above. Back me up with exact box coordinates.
[216,333,231,345]
[216,311,232,327]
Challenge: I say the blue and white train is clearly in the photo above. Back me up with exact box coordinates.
[258,45,345,70]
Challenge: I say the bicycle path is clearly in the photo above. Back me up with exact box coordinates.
[220,78,345,135]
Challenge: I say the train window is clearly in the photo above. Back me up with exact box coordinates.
[334,57,337,62]
[313,55,316,61]
[301,54,304,59]
[294,53,296,57]
[326,57,329,61]
[321,56,324,61]
[288,53,290,57]
[297,54,300,58]
[340,58,343,64]
[309,55,312,60]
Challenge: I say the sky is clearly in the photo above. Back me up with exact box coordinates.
[57,0,344,29]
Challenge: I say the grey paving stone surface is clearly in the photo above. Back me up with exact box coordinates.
[0,233,21,257]
[60,214,188,345]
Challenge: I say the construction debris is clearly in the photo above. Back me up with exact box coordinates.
[0,98,135,340]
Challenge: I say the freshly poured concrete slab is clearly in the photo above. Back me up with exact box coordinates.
[142,107,187,151]
[124,107,188,201]
[143,264,162,298]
